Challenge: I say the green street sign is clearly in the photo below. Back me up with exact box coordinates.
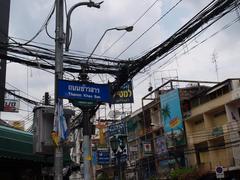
[70,99,97,107]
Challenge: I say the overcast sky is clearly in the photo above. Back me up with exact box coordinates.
[2,0,240,123]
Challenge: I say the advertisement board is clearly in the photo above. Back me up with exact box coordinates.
[58,80,111,102]
[160,89,185,148]
[112,81,134,104]
[4,99,20,113]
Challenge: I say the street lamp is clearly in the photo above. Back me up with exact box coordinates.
[65,1,103,52]
[87,25,134,62]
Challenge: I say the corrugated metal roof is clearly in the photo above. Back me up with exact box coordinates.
[0,125,51,163]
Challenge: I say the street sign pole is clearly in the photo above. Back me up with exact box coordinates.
[54,0,64,179]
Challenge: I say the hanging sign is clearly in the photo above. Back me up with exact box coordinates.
[112,81,134,104]
[58,80,111,102]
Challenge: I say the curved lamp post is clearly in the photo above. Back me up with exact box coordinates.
[87,25,133,63]
[65,1,104,51]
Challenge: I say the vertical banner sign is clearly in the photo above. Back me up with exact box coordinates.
[0,0,11,111]
[155,136,168,159]
[160,89,186,148]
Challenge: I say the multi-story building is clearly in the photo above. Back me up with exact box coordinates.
[126,79,212,179]
[184,79,240,179]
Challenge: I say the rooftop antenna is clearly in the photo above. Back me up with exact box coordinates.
[212,50,219,81]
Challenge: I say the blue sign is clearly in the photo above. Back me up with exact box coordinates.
[107,121,126,137]
[97,148,110,165]
[160,89,186,148]
[58,80,111,102]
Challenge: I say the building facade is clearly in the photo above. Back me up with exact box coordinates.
[184,79,240,179]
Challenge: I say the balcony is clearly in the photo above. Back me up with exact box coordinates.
[188,126,225,145]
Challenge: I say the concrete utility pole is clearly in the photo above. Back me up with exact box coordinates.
[54,0,64,179]
[82,107,92,180]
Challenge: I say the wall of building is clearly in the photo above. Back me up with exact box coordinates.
[185,80,240,174]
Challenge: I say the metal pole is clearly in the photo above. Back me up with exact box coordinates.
[54,0,64,179]
[118,153,122,180]
[82,108,92,180]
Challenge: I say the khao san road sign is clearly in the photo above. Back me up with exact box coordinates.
[58,80,111,103]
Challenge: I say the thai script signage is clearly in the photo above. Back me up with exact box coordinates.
[4,99,20,113]
[113,81,134,104]
[58,80,111,102]
[160,89,186,148]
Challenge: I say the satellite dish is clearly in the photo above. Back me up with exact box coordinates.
[108,110,121,119]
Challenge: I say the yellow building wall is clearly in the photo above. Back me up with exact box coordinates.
[211,113,227,127]
[191,93,231,117]
[209,148,232,169]
[199,151,209,164]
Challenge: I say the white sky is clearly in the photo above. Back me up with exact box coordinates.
[2,0,240,124]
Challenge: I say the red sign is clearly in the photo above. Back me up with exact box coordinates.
[4,99,20,113]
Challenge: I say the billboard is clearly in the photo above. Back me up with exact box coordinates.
[160,89,185,148]
[112,81,134,104]
[58,80,111,103]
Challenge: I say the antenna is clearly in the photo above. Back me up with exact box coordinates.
[212,51,219,81]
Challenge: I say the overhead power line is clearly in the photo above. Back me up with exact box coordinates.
[101,0,160,56]
[24,1,56,44]
[112,0,240,93]
[115,0,183,59]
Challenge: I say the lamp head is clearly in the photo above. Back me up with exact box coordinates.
[116,26,133,32]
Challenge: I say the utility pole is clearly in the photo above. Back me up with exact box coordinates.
[0,0,11,111]
[82,107,92,180]
[54,0,64,179]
